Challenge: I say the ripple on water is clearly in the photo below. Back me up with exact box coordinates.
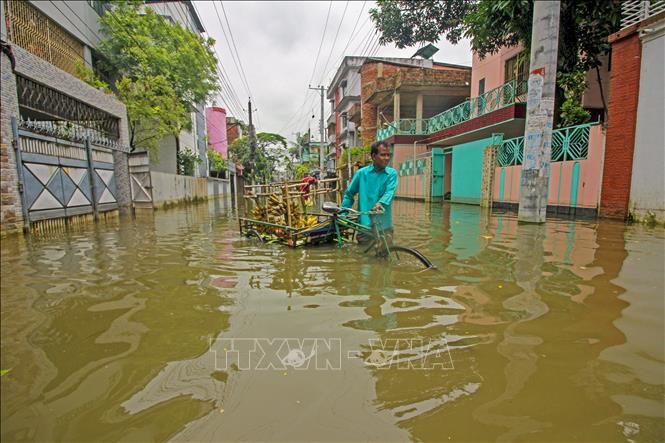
[1,201,663,442]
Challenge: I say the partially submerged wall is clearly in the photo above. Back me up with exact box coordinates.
[150,171,230,209]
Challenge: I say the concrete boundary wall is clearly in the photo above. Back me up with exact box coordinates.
[494,125,606,213]
[630,25,665,224]
[150,171,230,208]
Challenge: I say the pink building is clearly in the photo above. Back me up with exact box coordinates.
[206,107,228,159]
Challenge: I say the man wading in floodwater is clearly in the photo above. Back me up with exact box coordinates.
[341,140,398,243]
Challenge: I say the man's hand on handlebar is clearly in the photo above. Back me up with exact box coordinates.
[371,203,385,213]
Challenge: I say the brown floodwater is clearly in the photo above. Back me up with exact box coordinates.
[1,199,664,442]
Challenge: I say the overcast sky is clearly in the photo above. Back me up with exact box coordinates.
[193,1,471,142]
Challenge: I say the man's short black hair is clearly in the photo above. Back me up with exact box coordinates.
[371,140,390,156]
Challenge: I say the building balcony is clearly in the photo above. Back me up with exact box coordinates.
[376,79,527,143]
[335,94,360,112]
[348,103,361,125]
[364,68,471,107]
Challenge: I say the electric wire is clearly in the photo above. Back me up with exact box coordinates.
[317,0,350,85]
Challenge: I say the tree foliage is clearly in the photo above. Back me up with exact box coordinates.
[207,149,228,176]
[177,148,202,176]
[229,133,289,183]
[97,1,219,151]
[557,71,591,127]
[116,75,187,152]
[370,0,621,77]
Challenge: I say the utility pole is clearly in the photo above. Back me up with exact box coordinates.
[295,131,302,163]
[248,98,257,182]
[309,85,325,174]
[518,0,560,223]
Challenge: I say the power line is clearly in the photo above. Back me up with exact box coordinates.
[280,1,333,135]
[162,1,250,124]
[317,0,350,85]
[102,7,230,145]
[211,1,260,129]
[211,1,250,96]
[43,1,97,70]
[58,1,103,45]
[220,1,254,99]
[219,1,261,128]
[321,2,368,86]
[308,1,333,86]
[188,2,248,119]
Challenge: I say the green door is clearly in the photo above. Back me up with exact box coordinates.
[431,148,444,200]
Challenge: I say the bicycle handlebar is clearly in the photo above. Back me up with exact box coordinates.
[340,206,384,216]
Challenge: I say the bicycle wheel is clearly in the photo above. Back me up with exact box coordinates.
[246,229,264,242]
[387,245,435,270]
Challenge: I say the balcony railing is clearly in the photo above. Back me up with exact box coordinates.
[497,122,594,166]
[377,123,398,141]
[376,79,527,140]
[621,0,665,29]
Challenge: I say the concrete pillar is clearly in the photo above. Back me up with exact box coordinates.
[83,46,93,70]
[416,94,424,132]
[393,93,400,125]
[518,0,560,223]
[480,143,500,208]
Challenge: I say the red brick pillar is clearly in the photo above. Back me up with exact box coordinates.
[360,64,377,147]
[0,49,23,235]
[600,32,642,219]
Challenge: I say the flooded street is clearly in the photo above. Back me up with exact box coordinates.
[1,199,664,442]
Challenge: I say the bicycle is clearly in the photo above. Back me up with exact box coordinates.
[321,202,435,270]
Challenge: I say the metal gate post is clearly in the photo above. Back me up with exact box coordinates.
[11,117,30,230]
[85,137,99,220]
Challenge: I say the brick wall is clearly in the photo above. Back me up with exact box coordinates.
[360,60,471,147]
[227,123,241,145]
[1,44,133,234]
[360,63,376,146]
[0,50,22,235]
[600,33,642,219]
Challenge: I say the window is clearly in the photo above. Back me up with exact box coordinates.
[341,80,348,97]
[476,78,486,115]
[341,113,348,129]
[5,1,84,76]
[504,53,528,84]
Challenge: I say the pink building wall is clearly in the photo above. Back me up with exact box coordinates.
[470,46,610,111]
[392,144,431,199]
[470,45,524,97]
[206,107,228,159]
[493,125,605,209]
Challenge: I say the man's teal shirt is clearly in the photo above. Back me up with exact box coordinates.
[341,165,398,230]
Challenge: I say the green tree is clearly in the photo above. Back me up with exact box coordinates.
[116,75,187,152]
[370,0,621,122]
[229,133,289,183]
[177,148,202,176]
[207,149,228,177]
[97,1,219,151]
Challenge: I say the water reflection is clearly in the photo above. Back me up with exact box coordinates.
[0,199,663,442]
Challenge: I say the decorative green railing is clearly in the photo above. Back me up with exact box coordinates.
[497,137,524,166]
[377,123,397,141]
[375,79,527,140]
[427,79,527,133]
[497,122,593,167]
[551,123,591,161]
